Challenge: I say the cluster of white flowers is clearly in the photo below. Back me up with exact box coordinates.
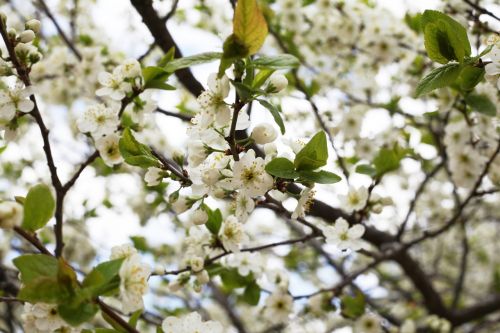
[162,311,223,333]
[110,244,151,314]
[76,59,151,166]
[22,303,80,333]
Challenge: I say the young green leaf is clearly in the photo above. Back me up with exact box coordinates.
[13,254,58,283]
[164,52,222,72]
[233,0,268,56]
[58,301,99,326]
[415,63,462,96]
[421,10,471,63]
[294,131,328,171]
[373,145,406,176]
[82,258,125,297]
[257,99,286,134]
[341,291,366,319]
[355,164,377,177]
[202,205,223,235]
[265,157,299,179]
[119,128,161,168]
[18,276,69,303]
[252,54,300,69]
[241,281,261,305]
[465,94,497,116]
[457,65,485,92]
[297,170,341,184]
[22,184,55,232]
[142,66,175,91]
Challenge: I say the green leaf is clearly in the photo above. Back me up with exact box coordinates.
[421,10,471,63]
[164,52,222,72]
[457,65,485,92]
[241,281,260,305]
[265,158,298,179]
[142,66,175,91]
[355,164,377,177]
[130,236,148,252]
[294,131,328,171]
[220,268,253,290]
[157,47,176,67]
[202,205,223,235]
[233,0,268,55]
[232,81,256,102]
[465,94,497,116]
[257,99,286,134]
[58,301,99,326]
[18,276,69,303]
[297,170,341,184]
[82,258,124,297]
[252,69,275,89]
[22,184,55,232]
[341,291,366,319]
[415,63,462,96]
[373,145,406,176]
[119,128,161,168]
[128,310,143,328]
[13,254,58,283]
[252,54,300,69]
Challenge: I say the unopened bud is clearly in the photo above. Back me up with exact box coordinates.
[19,29,35,43]
[251,123,278,145]
[267,73,288,93]
[25,19,41,34]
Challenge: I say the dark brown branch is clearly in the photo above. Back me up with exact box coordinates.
[129,0,204,97]
[36,0,82,60]
[155,108,193,122]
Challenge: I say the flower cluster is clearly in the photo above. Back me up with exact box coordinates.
[110,244,151,314]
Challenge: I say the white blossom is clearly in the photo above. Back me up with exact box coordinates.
[354,313,382,333]
[144,167,164,186]
[96,67,132,100]
[0,83,34,122]
[291,187,315,219]
[118,254,151,313]
[229,149,274,197]
[77,104,119,138]
[264,291,293,322]
[22,303,79,333]
[227,252,263,277]
[220,215,247,252]
[95,133,123,166]
[339,186,368,213]
[162,312,224,333]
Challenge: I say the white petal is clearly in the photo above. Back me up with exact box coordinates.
[348,224,365,239]
[18,100,34,113]
[334,218,349,233]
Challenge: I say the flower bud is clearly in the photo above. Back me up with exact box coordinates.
[171,197,189,214]
[0,12,7,25]
[0,201,23,229]
[267,73,288,93]
[251,123,278,144]
[19,30,35,43]
[7,28,16,40]
[191,209,208,225]
[201,168,220,186]
[196,270,210,284]
[25,19,41,34]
